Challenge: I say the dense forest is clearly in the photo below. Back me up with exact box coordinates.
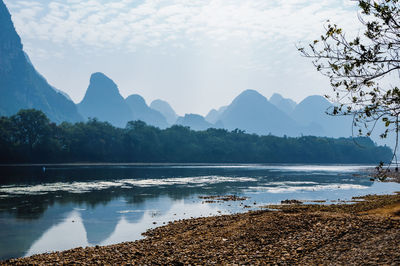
[0,109,392,163]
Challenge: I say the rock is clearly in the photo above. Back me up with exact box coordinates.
[4,193,400,265]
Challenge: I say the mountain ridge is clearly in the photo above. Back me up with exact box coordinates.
[77,72,132,127]
[150,99,178,125]
[176,114,214,131]
[126,94,169,129]
[269,93,296,115]
[217,90,303,136]
[292,95,352,138]
[0,0,82,123]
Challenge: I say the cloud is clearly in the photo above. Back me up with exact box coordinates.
[3,0,364,115]
[5,0,361,52]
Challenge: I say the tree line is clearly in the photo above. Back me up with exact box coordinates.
[0,109,392,164]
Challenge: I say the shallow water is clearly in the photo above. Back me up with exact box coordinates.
[0,163,399,260]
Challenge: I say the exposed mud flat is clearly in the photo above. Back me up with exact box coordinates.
[3,193,400,265]
[199,194,248,204]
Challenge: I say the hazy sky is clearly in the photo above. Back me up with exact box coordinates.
[4,0,361,116]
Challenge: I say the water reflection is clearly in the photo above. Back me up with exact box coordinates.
[0,164,399,260]
[26,211,88,256]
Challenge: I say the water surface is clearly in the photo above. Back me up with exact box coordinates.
[0,163,399,260]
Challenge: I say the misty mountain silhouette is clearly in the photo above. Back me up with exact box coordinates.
[150,99,178,125]
[217,90,302,136]
[125,95,168,129]
[0,0,382,142]
[205,106,227,124]
[0,1,82,123]
[23,52,73,102]
[77,72,133,128]
[201,91,357,140]
[269,93,296,115]
[176,114,214,130]
[292,95,352,138]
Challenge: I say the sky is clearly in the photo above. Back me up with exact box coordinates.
[4,0,361,116]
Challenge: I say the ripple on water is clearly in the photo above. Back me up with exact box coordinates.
[0,176,258,195]
[247,184,369,193]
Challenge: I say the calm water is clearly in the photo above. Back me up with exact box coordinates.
[0,163,400,260]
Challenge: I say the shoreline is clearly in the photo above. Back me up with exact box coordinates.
[3,192,400,265]
[0,162,377,166]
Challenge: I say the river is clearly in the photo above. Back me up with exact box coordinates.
[0,163,399,260]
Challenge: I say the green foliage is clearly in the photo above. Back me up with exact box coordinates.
[3,109,54,161]
[0,109,392,164]
[10,109,51,149]
[300,0,400,161]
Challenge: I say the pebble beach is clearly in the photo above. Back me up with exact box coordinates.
[2,192,400,265]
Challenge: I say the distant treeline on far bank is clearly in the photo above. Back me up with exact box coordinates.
[0,109,392,164]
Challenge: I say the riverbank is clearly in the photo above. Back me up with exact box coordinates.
[2,193,400,265]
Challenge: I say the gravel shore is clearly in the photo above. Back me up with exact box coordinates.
[2,193,400,265]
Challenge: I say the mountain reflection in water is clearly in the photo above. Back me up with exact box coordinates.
[1,164,399,260]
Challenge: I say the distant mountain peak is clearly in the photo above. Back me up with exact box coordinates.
[78,73,132,127]
[229,89,270,108]
[176,113,213,131]
[78,72,126,105]
[218,89,302,136]
[206,109,218,120]
[237,89,265,98]
[90,72,112,82]
[151,99,167,105]
[205,105,227,124]
[299,95,330,105]
[150,99,178,125]
[229,89,269,108]
[85,72,120,95]
[270,93,284,101]
[126,94,147,107]
[292,94,352,138]
[0,0,82,123]
[126,94,168,129]
[182,113,204,120]
[269,93,296,115]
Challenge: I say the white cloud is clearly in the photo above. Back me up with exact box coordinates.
[5,0,361,51]
[3,0,365,115]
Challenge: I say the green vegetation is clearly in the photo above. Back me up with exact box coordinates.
[0,109,392,163]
